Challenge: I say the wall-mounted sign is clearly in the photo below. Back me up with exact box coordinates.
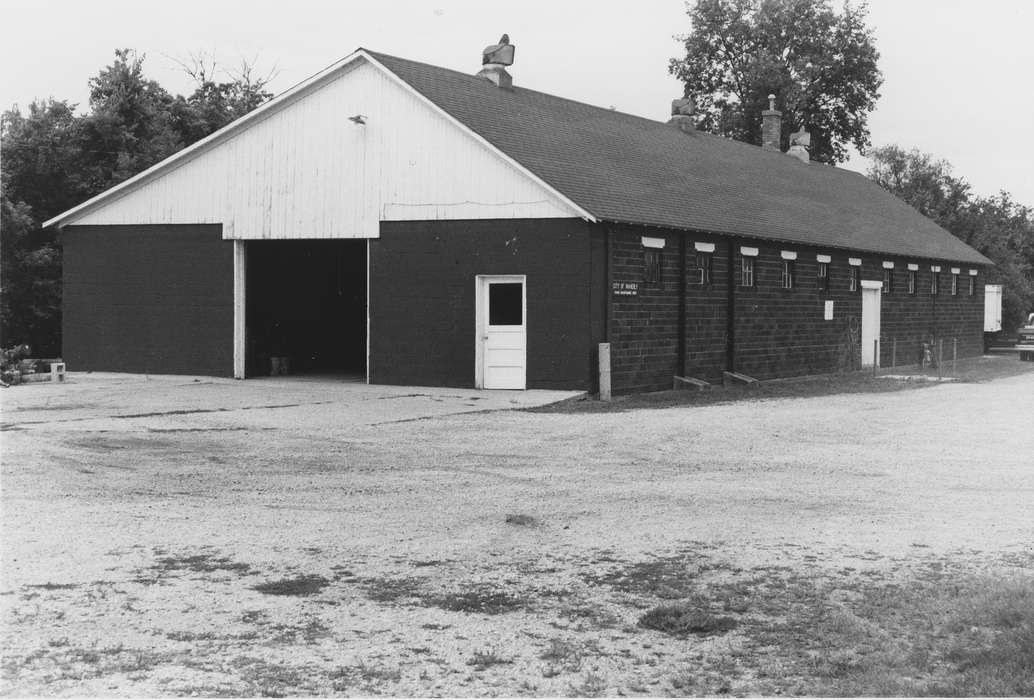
[612,281,638,296]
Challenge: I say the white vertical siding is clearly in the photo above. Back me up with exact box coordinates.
[72,59,578,236]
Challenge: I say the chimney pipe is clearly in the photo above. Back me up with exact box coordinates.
[762,94,781,151]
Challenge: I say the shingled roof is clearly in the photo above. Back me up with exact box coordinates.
[368,50,989,265]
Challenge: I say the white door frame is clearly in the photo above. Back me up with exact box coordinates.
[233,240,246,379]
[860,279,882,368]
[231,238,372,382]
[475,275,527,389]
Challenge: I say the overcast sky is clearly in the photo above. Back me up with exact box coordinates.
[2,0,1031,206]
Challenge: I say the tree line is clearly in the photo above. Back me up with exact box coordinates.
[1,50,273,355]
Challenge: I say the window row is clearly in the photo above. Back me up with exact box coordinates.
[640,239,978,296]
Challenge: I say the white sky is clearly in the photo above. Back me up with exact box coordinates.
[2,0,1032,206]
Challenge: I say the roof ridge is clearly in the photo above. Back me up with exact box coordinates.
[364,49,869,178]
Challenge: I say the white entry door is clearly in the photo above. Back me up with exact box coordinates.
[860,281,882,367]
[476,275,526,389]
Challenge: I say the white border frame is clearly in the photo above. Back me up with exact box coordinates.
[474,274,527,390]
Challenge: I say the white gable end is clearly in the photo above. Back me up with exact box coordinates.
[67,57,580,237]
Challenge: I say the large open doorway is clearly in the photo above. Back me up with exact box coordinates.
[245,240,367,378]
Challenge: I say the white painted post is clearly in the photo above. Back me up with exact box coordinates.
[598,343,611,401]
[232,240,247,379]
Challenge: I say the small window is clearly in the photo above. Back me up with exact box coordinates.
[644,249,662,284]
[908,270,917,295]
[849,266,860,292]
[951,273,959,295]
[817,262,829,292]
[882,268,894,294]
[741,256,755,287]
[969,275,976,296]
[695,251,713,285]
[931,272,939,295]
[488,283,523,325]
[781,260,795,289]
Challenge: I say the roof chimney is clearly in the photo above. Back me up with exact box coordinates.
[787,128,811,163]
[477,34,515,89]
[762,94,781,151]
[668,97,697,134]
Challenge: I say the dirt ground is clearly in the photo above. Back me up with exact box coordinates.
[2,362,1033,696]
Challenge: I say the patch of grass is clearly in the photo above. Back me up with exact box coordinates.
[231,656,311,696]
[560,603,623,629]
[570,669,608,697]
[582,555,719,599]
[539,637,584,672]
[166,630,219,642]
[329,661,402,691]
[466,646,513,670]
[25,582,78,590]
[360,576,425,603]
[252,574,329,597]
[268,618,331,644]
[639,603,738,636]
[428,586,528,615]
[151,552,252,576]
[505,513,539,527]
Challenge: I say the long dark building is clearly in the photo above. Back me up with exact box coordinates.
[45,42,990,394]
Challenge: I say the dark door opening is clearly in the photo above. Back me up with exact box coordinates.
[245,240,367,377]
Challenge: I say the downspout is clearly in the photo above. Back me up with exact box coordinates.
[677,233,686,377]
[726,238,736,373]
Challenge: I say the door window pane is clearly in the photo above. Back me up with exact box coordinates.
[489,283,523,325]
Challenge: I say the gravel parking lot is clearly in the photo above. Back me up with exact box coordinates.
[2,365,1033,696]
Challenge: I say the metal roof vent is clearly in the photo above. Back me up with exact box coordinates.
[668,97,697,134]
[477,34,515,89]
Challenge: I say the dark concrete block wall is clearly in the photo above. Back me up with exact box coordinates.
[61,224,234,376]
[370,218,600,390]
[878,265,984,367]
[734,245,863,380]
[605,224,986,394]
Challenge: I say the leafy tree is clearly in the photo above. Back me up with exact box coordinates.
[670,0,882,164]
[868,145,1034,331]
[1,50,274,355]
[1,99,87,353]
[175,55,275,143]
[79,49,185,190]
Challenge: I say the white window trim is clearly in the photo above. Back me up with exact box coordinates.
[861,280,883,290]
[882,261,895,269]
[816,254,831,263]
[907,263,919,271]
[848,257,862,267]
[781,250,797,261]
[694,241,715,253]
[740,246,759,257]
[641,236,666,249]
[969,269,978,276]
